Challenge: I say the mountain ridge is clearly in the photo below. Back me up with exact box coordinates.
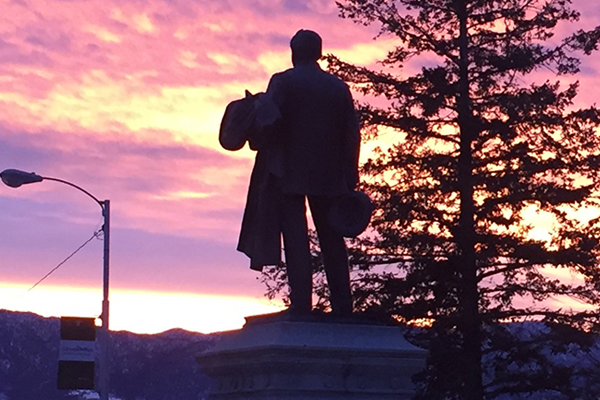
[0,309,214,400]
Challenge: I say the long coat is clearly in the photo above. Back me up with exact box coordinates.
[237,150,282,271]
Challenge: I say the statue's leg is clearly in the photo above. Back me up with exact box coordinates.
[308,196,352,315]
[281,194,312,313]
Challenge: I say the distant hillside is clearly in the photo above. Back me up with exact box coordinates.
[2,309,599,399]
[0,309,216,400]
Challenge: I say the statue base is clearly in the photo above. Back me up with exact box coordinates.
[197,311,427,399]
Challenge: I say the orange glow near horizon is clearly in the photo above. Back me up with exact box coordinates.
[0,283,284,334]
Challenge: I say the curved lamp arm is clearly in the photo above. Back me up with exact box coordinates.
[1,169,104,210]
[42,177,104,209]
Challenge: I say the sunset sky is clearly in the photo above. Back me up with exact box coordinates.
[0,0,599,334]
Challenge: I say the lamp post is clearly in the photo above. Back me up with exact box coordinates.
[1,168,110,400]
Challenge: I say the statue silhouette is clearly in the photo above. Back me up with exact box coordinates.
[237,29,360,316]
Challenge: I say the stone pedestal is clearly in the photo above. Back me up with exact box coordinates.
[197,312,427,399]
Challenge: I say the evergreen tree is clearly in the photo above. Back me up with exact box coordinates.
[262,0,600,398]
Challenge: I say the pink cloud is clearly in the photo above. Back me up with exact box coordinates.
[1,0,598,330]
[1,0,379,88]
[0,37,53,66]
[0,124,252,239]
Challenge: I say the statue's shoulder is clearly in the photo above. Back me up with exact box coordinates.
[270,68,294,82]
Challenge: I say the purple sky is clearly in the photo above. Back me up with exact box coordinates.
[0,0,598,333]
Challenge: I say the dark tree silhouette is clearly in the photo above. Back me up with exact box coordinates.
[262,0,600,398]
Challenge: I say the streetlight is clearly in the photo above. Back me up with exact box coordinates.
[1,168,111,400]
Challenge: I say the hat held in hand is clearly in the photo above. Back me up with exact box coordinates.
[328,191,373,238]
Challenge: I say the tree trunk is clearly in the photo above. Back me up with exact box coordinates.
[456,1,484,398]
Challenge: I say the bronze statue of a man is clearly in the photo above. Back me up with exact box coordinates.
[237,29,360,316]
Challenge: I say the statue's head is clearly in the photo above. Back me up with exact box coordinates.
[290,29,322,66]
